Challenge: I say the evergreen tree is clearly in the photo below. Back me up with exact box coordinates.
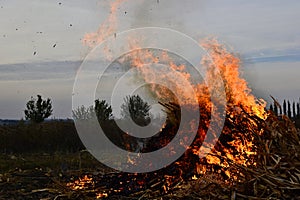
[293,102,296,118]
[274,103,278,116]
[283,100,287,115]
[287,101,292,118]
[279,104,282,115]
[297,102,300,119]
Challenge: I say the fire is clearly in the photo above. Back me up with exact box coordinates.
[191,175,198,180]
[201,39,267,119]
[70,0,273,196]
[67,175,109,199]
[121,47,198,105]
[96,192,108,198]
[83,0,127,48]
[121,41,266,176]
[66,175,94,190]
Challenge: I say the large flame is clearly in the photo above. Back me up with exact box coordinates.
[118,40,268,175]
[73,0,270,192]
[201,39,266,119]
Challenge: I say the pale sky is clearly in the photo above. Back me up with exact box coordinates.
[1,0,300,119]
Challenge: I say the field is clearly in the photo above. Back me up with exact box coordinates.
[1,117,300,199]
[0,121,106,199]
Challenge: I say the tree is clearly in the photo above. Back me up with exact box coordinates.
[72,100,113,122]
[274,103,278,116]
[287,101,292,118]
[72,105,95,120]
[24,95,53,123]
[121,95,151,126]
[279,104,282,115]
[94,99,113,121]
[297,102,300,119]
[283,100,287,115]
[293,101,296,118]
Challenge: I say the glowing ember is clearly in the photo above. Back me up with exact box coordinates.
[96,192,108,199]
[67,175,109,199]
[66,175,94,190]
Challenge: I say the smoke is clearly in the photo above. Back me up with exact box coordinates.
[131,0,206,32]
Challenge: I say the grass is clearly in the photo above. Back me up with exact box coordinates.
[0,121,84,154]
[0,151,108,173]
[0,121,116,174]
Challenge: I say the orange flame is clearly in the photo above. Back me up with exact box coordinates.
[83,0,127,48]
[66,175,94,190]
[201,39,267,119]
[67,175,109,199]
[79,0,268,186]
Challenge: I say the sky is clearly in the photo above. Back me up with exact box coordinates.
[0,0,300,119]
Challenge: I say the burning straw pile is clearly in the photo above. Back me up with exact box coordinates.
[62,41,300,199]
[71,1,300,197]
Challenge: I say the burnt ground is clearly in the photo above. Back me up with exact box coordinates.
[0,152,115,200]
[1,117,300,199]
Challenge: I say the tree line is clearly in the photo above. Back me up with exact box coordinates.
[269,98,300,119]
[24,94,151,124]
[24,95,300,123]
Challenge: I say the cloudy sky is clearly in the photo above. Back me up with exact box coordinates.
[0,0,300,119]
